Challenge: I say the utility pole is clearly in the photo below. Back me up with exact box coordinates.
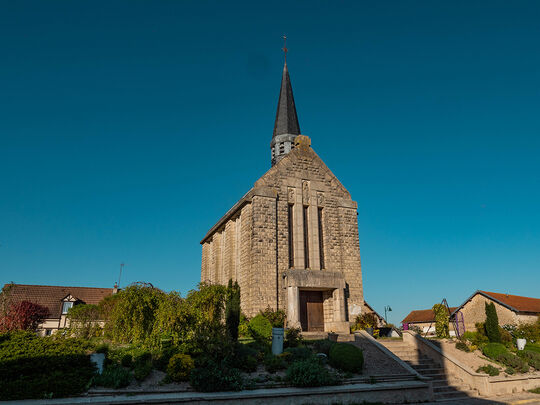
[118,263,125,288]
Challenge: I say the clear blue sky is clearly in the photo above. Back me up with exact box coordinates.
[1,1,539,325]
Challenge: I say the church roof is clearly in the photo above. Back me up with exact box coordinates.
[272,62,301,138]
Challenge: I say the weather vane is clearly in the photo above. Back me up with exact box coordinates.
[282,35,288,62]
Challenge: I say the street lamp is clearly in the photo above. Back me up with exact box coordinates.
[384,305,392,324]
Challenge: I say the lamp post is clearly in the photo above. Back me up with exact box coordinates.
[384,305,392,324]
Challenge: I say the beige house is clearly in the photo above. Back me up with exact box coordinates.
[201,60,372,333]
[1,283,116,335]
[451,290,540,331]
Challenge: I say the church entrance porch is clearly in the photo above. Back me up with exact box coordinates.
[299,290,324,331]
[284,269,350,334]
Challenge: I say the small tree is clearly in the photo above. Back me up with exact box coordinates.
[225,280,241,341]
[432,304,450,338]
[0,301,49,332]
[67,304,101,338]
[484,302,501,343]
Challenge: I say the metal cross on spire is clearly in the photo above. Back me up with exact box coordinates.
[282,35,288,63]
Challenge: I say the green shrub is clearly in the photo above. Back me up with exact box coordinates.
[134,362,152,381]
[121,354,133,368]
[432,303,450,338]
[93,364,132,389]
[167,354,194,382]
[284,346,313,362]
[285,327,303,348]
[313,339,335,355]
[518,350,540,371]
[264,354,287,373]
[238,314,250,338]
[455,341,470,352]
[485,302,501,343]
[505,367,515,375]
[328,343,364,373]
[463,330,489,347]
[351,313,378,331]
[66,304,101,339]
[515,319,540,344]
[96,343,110,354]
[496,353,527,371]
[225,280,241,341]
[260,307,286,328]
[152,347,178,371]
[476,364,499,376]
[286,358,338,387]
[190,361,244,392]
[248,314,272,341]
[0,331,96,400]
[525,344,540,354]
[482,343,507,359]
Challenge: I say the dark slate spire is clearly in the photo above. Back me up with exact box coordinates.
[272,62,301,138]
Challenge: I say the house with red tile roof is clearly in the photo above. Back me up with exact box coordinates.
[401,307,458,335]
[450,290,540,331]
[1,283,117,335]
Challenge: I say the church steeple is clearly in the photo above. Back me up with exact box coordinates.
[271,37,301,166]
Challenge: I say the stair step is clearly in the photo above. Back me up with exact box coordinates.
[434,391,472,400]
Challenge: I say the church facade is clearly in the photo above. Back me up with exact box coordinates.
[200,60,371,333]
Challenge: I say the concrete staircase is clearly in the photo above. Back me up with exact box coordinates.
[379,339,478,401]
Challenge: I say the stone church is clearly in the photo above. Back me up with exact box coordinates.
[201,59,375,333]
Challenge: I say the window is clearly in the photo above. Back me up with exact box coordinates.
[318,207,325,269]
[288,204,294,268]
[62,301,73,314]
[303,205,310,269]
[45,329,52,336]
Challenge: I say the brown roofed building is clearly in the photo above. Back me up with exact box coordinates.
[1,283,116,335]
[451,290,540,331]
[402,307,458,335]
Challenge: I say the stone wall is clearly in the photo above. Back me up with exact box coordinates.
[460,293,518,330]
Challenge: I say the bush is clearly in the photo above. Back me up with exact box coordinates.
[525,344,540,354]
[496,352,528,372]
[455,341,470,352]
[66,304,101,339]
[260,307,286,328]
[482,343,507,360]
[134,362,152,381]
[238,314,250,338]
[190,361,244,392]
[328,343,364,373]
[351,313,378,331]
[93,364,132,388]
[286,358,338,387]
[121,354,133,368]
[248,314,272,341]
[505,367,515,375]
[0,300,50,332]
[313,339,335,355]
[463,331,488,347]
[518,350,540,371]
[485,302,501,343]
[432,303,450,338]
[0,331,96,400]
[264,354,287,373]
[152,347,178,371]
[225,280,241,341]
[285,327,303,348]
[476,364,500,376]
[284,346,313,362]
[516,320,540,344]
[499,327,513,347]
[167,354,194,382]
